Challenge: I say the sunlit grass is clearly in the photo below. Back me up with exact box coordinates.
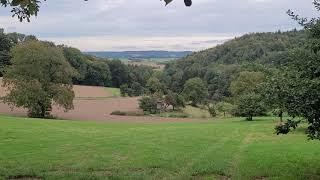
[105,87,121,97]
[0,115,319,179]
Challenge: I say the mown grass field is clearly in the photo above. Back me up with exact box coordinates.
[0,116,319,180]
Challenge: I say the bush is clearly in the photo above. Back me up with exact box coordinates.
[216,102,235,117]
[110,111,145,116]
[139,96,159,114]
[207,104,217,117]
[120,84,129,97]
[159,112,189,118]
[275,119,301,135]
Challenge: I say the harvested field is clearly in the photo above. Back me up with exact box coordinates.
[73,85,112,98]
[0,79,190,122]
[0,78,112,98]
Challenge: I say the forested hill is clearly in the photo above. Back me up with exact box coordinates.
[85,51,193,59]
[162,30,308,100]
[177,30,306,66]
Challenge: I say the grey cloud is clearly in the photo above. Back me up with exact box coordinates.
[0,0,317,51]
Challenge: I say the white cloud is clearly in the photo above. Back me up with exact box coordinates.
[0,0,317,51]
[44,34,237,51]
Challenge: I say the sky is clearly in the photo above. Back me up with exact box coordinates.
[0,0,318,51]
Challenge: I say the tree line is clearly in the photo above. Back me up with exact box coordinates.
[0,29,155,117]
[136,6,320,139]
[136,3,320,140]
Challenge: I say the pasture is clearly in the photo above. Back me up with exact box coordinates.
[0,116,319,179]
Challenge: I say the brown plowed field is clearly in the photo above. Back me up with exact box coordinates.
[0,79,193,122]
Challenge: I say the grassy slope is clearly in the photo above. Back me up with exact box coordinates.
[0,116,319,180]
[105,87,121,97]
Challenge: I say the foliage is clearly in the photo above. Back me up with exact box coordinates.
[162,30,306,103]
[0,30,36,76]
[207,104,217,117]
[279,49,320,139]
[163,0,192,6]
[62,47,112,87]
[159,111,189,118]
[138,96,159,114]
[164,91,185,110]
[275,1,320,139]
[0,0,43,22]
[275,119,301,135]
[0,32,12,76]
[108,60,129,88]
[182,78,208,106]
[216,102,234,117]
[120,84,129,96]
[110,110,145,116]
[2,41,74,118]
[234,93,266,121]
[146,77,163,94]
[230,71,266,97]
[262,71,289,122]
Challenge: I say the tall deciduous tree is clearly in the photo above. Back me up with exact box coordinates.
[235,93,266,121]
[2,40,75,118]
[275,0,320,139]
[263,70,289,122]
[182,77,208,106]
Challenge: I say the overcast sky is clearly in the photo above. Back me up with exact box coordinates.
[0,0,318,51]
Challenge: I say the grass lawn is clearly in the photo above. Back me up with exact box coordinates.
[159,106,211,118]
[105,88,121,97]
[0,116,319,180]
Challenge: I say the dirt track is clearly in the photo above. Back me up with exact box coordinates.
[0,79,193,122]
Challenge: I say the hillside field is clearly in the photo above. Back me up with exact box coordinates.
[0,116,319,180]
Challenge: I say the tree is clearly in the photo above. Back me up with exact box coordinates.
[278,48,320,139]
[146,77,163,94]
[216,102,234,117]
[0,32,13,76]
[139,96,159,114]
[108,60,129,88]
[263,71,289,122]
[1,0,192,22]
[230,71,266,97]
[120,84,129,97]
[207,104,217,117]
[234,93,266,121]
[182,77,208,106]
[205,68,229,101]
[274,0,320,139]
[2,40,75,118]
[84,61,111,86]
[62,47,89,84]
[164,91,185,110]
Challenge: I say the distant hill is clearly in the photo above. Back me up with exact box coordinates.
[84,51,193,59]
[177,30,307,66]
[162,30,308,98]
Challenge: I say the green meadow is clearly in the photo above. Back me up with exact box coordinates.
[0,116,319,180]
